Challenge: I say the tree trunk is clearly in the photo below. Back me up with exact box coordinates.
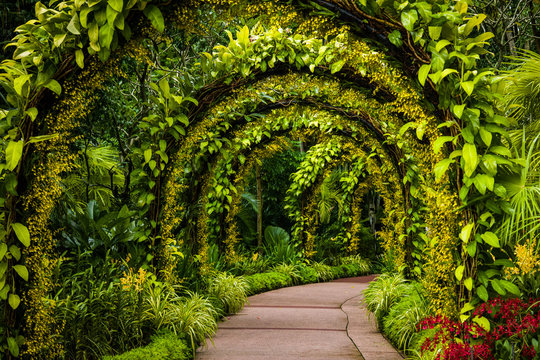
[256,164,263,251]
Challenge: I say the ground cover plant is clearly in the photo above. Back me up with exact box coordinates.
[0,0,539,359]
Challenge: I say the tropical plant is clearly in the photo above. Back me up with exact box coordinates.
[272,263,303,284]
[383,283,429,352]
[102,331,191,360]
[317,170,344,224]
[263,226,300,264]
[310,262,335,282]
[363,272,409,326]
[207,272,248,314]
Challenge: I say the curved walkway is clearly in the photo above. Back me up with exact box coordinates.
[195,275,404,360]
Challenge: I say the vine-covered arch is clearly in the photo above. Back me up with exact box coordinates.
[0,0,516,357]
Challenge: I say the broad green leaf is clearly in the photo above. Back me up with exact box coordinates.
[500,280,520,296]
[8,293,20,310]
[464,277,473,290]
[98,23,114,48]
[144,149,152,163]
[11,223,30,247]
[490,146,511,157]
[479,127,492,147]
[6,140,23,171]
[460,223,474,243]
[473,174,494,194]
[75,49,84,68]
[108,0,123,12]
[460,302,475,314]
[0,244,7,260]
[106,4,119,25]
[44,79,62,95]
[88,22,99,43]
[330,59,345,74]
[428,26,442,40]
[464,14,487,37]
[13,74,31,96]
[434,158,453,180]
[388,30,402,46]
[26,107,38,121]
[460,81,474,96]
[401,9,419,31]
[13,265,28,281]
[491,279,506,295]
[481,231,500,248]
[433,136,454,153]
[455,265,465,281]
[143,5,164,32]
[9,245,21,261]
[67,13,81,34]
[477,285,488,301]
[453,104,466,119]
[418,63,431,86]
[462,143,478,177]
[7,336,19,357]
[435,39,451,52]
[473,316,490,332]
[467,240,477,256]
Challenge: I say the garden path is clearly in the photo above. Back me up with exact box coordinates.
[195,275,404,360]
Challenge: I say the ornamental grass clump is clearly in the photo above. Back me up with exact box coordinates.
[272,263,303,284]
[363,272,408,326]
[207,272,248,314]
[311,262,335,282]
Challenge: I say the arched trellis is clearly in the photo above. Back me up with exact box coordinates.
[0,0,515,357]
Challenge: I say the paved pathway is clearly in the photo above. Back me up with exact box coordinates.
[195,275,404,360]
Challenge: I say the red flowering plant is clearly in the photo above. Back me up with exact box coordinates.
[419,297,540,360]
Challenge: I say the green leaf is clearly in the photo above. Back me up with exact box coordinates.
[453,104,466,119]
[143,5,164,32]
[98,23,114,48]
[44,79,62,95]
[460,81,474,96]
[0,244,7,260]
[108,0,123,12]
[462,143,478,177]
[7,336,19,356]
[434,158,453,180]
[418,63,431,86]
[500,280,520,296]
[26,107,38,121]
[464,277,473,291]
[13,265,29,281]
[477,285,488,301]
[467,240,477,256]
[460,223,474,243]
[401,9,418,31]
[144,148,152,163]
[75,49,84,68]
[455,265,465,281]
[9,245,21,261]
[13,74,31,96]
[435,39,451,52]
[473,174,494,194]
[479,127,492,147]
[8,293,21,310]
[330,59,345,74]
[460,302,475,314]
[473,316,490,332]
[6,140,23,171]
[67,13,81,34]
[491,279,506,295]
[388,30,403,46]
[428,26,442,40]
[11,223,30,247]
[433,136,454,154]
[480,231,500,248]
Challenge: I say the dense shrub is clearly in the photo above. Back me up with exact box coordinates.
[297,264,318,283]
[311,262,335,282]
[102,332,191,360]
[245,271,293,294]
[207,272,248,314]
[363,273,409,326]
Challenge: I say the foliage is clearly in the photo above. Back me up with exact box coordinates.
[101,331,191,360]
[419,297,540,359]
[310,262,334,282]
[207,272,248,314]
[244,272,292,295]
[363,273,409,325]
[272,263,303,285]
[383,283,429,352]
[263,226,301,264]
